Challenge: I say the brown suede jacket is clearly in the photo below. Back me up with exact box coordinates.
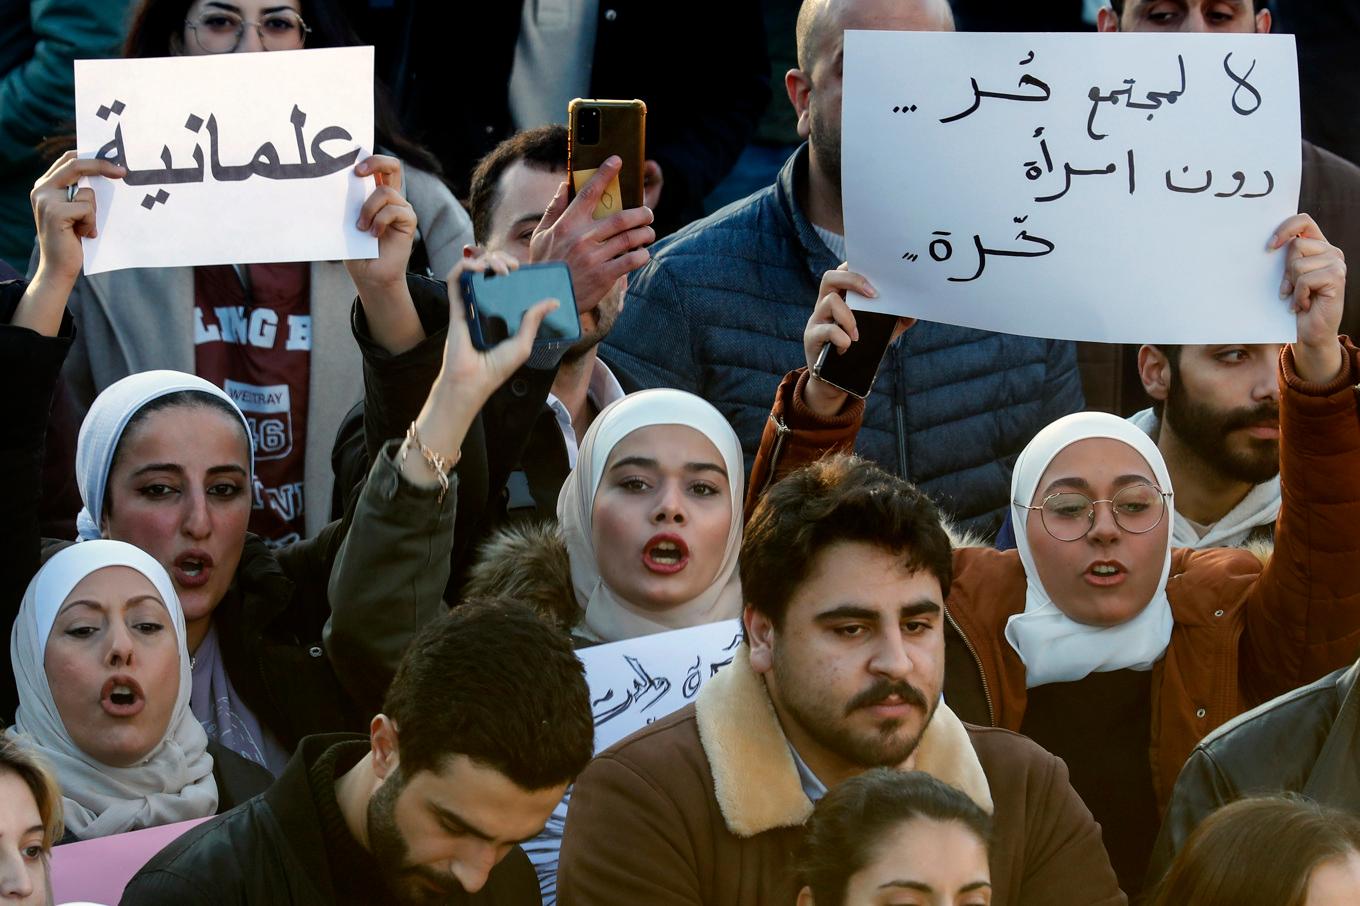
[745,343,1360,811]
[558,647,1125,906]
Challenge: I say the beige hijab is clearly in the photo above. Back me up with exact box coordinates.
[557,390,745,642]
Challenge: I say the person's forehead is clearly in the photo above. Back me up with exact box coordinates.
[412,756,563,838]
[792,541,942,608]
[489,160,565,238]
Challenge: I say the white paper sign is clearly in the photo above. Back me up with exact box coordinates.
[524,620,745,902]
[842,32,1301,343]
[74,47,377,274]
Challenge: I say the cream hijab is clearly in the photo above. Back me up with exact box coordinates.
[557,390,745,642]
[8,541,217,839]
[74,369,253,541]
[1004,412,1176,688]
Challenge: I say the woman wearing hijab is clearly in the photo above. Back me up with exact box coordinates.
[463,389,746,646]
[743,214,1360,894]
[2,155,555,778]
[37,0,475,547]
[7,541,263,840]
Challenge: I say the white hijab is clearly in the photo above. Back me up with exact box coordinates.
[1004,412,1176,687]
[557,390,745,642]
[74,370,253,541]
[8,541,217,839]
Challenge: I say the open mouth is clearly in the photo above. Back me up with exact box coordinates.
[642,534,690,574]
[1085,561,1127,587]
[173,550,214,588]
[100,675,146,717]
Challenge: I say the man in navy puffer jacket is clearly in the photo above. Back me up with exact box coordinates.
[603,0,1084,537]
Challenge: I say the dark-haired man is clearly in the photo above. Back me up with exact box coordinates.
[1132,343,1281,548]
[557,455,1124,906]
[123,601,595,905]
[1098,0,1360,338]
[601,0,1084,538]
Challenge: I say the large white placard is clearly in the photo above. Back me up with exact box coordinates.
[842,32,1301,343]
[74,47,377,274]
[525,620,745,903]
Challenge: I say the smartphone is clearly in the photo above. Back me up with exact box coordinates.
[458,262,582,352]
[811,310,900,399]
[567,98,646,219]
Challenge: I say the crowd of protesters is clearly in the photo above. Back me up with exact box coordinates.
[2,0,1359,904]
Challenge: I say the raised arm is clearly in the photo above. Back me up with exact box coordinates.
[1238,213,1359,701]
[326,242,559,712]
[744,266,911,519]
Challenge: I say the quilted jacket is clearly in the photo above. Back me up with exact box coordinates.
[603,143,1084,535]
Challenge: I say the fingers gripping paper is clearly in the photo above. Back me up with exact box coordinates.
[841,32,1301,344]
[74,47,378,274]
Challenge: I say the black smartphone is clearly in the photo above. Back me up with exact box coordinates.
[458,262,582,352]
[811,310,899,399]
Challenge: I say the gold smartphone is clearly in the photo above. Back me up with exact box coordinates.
[567,98,647,219]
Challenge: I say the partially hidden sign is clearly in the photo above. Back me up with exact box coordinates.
[74,47,377,274]
[842,32,1301,343]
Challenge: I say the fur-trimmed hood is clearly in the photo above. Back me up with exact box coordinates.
[694,645,992,838]
[463,521,580,632]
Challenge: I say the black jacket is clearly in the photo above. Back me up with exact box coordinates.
[121,733,542,905]
[1147,660,1360,886]
[338,0,769,235]
[0,280,365,750]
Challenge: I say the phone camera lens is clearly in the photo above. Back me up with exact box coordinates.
[577,107,601,145]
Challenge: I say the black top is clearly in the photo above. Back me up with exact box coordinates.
[310,740,398,905]
[1020,668,1158,897]
[121,733,542,905]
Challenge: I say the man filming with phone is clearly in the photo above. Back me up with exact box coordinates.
[335,128,656,587]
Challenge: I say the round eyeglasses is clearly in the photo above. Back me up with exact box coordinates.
[1015,484,1172,542]
[184,10,310,54]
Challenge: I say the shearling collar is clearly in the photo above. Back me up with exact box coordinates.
[694,645,993,838]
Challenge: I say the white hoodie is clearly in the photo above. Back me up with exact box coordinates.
[1128,407,1280,549]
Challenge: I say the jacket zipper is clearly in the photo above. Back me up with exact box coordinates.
[760,414,792,498]
[945,607,995,727]
[894,401,908,477]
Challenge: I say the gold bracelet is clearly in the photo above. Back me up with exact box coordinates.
[402,421,458,503]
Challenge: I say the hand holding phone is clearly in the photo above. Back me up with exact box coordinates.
[568,99,646,219]
[804,267,914,412]
[458,261,582,352]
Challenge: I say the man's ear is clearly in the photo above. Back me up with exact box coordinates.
[796,885,816,906]
[370,714,400,781]
[1137,344,1172,404]
[1095,7,1120,32]
[745,604,777,674]
[786,68,813,141]
[1255,9,1272,33]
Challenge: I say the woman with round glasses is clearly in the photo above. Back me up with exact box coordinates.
[38,0,473,546]
[744,213,1360,895]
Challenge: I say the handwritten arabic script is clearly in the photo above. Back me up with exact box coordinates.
[842,32,1300,344]
[74,46,377,274]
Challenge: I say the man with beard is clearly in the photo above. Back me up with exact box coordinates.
[122,600,595,905]
[1132,344,1282,548]
[599,0,1084,539]
[557,455,1124,906]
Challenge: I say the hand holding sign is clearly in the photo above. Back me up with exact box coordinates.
[14,152,126,337]
[1271,214,1347,382]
